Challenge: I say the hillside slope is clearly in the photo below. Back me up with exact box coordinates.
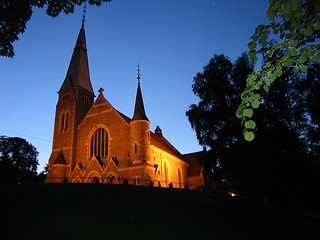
[0,184,316,240]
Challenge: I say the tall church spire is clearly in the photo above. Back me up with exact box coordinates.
[132,65,149,121]
[60,22,94,95]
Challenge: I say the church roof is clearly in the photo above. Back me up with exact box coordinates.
[59,24,94,95]
[116,110,132,124]
[150,132,182,158]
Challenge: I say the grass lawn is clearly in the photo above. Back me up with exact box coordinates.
[0,183,318,240]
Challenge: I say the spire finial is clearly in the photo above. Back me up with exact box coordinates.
[82,1,87,27]
[137,62,141,86]
[98,87,104,95]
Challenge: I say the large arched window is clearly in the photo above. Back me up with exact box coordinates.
[90,128,108,158]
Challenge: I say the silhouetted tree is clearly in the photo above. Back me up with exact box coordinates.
[36,163,48,183]
[0,135,39,183]
[187,53,320,220]
[0,0,112,57]
[186,53,253,175]
[303,63,320,144]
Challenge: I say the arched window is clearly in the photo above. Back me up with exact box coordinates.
[65,112,69,130]
[60,112,69,132]
[134,176,140,185]
[107,175,115,184]
[90,128,108,158]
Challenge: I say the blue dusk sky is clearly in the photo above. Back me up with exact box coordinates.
[0,0,270,172]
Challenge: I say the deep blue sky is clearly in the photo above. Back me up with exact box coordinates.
[0,0,270,172]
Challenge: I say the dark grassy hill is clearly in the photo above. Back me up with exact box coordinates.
[0,184,317,240]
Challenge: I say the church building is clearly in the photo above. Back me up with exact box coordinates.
[46,23,204,189]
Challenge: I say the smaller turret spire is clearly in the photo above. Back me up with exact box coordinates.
[132,65,149,121]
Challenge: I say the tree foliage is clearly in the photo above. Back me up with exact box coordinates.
[187,53,320,219]
[238,0,320,140]
[0,0,112,57]
[186,53,253,173]
[0,135,39,183]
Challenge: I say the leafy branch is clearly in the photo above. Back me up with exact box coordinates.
[237,0,320,141]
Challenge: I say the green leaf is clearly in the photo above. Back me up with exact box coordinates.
[267,49,275,58]
[282,59,293,67]
[313,22,320,31]
[291,40,299,47]
[241,91,249,100]
[297,56,307,64]
[251,99,260,108]
[303,27,314,37]
[266,7,275,20]
[247,74,257,86]
[274,68,283,77]
[310,53,320,62]
[300,65,308,72]
[236,107,244,118]
[245,120,256,129]
[251,35,259,42]
[252,94,261,100]
[293,65,299,73]
[260,38,269,47]
[254,81,263,90]
[244,131,255,142]
[274,44,282,49]
[265,61,272,68]
[248,41,257,50]
[263,85,269,92]
[249,54,258,64]
[243,108,253,118]
[288,47,298,57]
[273,28,279,34]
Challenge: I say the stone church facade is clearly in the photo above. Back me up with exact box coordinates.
[46,23,203,189]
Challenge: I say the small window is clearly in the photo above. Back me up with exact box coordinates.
[61,94,70,102]
[134,143,138,154]
[60,112,69,132]
[65,112,69,130]
[60,114,65,132]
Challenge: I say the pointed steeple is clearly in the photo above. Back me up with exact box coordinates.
[132,65,149,121]
[60,23,94,95]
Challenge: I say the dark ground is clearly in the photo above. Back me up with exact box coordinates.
[0,183,318,240]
